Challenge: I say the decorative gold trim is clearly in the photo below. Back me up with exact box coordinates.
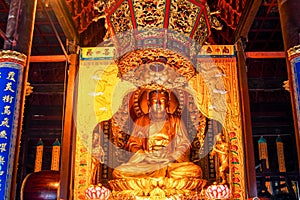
[117,48,196,84]
[109,177,207,199]
[0,50,27,65]
[25,82,34,96]
[283,80,290,92]
[287,45,300,60]
[96,0,214,47]
[200,45,235,56]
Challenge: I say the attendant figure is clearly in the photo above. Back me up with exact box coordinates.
[210,133,229,184]
[91,129,105,185]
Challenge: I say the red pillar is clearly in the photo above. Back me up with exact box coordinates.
[278,0,300,173]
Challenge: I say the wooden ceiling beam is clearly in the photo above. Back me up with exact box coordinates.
[49,0,79,44]
[249,29,281,32]
[246,51,285,58]
[29,55,67,62]
[234,0,262,42]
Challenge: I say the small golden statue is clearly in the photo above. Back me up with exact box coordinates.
[91,130,105,185]
[210,133,229,184]
[112,89,202,179]
[25,82,33,96]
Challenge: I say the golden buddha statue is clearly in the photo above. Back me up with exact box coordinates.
[112,89,202,179]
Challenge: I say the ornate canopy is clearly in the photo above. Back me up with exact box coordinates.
[94,0,220,84]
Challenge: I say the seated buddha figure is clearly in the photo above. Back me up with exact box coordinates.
[112,89,202,179]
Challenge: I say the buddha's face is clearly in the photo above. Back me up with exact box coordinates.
[148,91,169,119]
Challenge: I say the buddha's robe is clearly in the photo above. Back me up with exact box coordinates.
[112,114,202,179]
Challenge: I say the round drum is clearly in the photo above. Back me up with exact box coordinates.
[21,170,60,200]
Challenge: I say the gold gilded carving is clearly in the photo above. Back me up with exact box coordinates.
[108,1,135,48]
[149,187,166,200]
[211,16,223,30]
[193,14,209,46]
[169,0,200,35]
[210,10,223,31]
[132,89,144,118]
[0,50,27,65]
[193,4,212,44]
[109,177,207,199]
[283,80,290,92]
[134,0,165,29]
[188,59,227,124]
[25,82,33,96]
[95,0,216,47]
[210,132,229,184]
[216,57,245,198]
[117,48,196,84]
[188,57,245,198]
[93,1,106,22]
[109,1,133,34]
[288,44,300,60]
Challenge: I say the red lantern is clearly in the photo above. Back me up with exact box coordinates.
[85,184,111,200]
[205,184,230,199]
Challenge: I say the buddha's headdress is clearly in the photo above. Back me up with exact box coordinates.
[148,89,170,104]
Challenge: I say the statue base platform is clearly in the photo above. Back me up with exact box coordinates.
[108,177,207,199]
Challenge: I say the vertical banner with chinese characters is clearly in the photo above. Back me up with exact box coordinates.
[74,47,118,199]
[0,50,26,198]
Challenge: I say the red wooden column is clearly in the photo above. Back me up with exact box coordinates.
[48,0,79,199]
[59,53,78,200]
[236,39,257,198]
[278,0,300,173]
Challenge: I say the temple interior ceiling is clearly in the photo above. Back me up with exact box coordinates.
[0,0,296,190]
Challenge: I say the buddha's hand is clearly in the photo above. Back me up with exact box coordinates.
[145,156,170,163]
[144,149,170,163]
